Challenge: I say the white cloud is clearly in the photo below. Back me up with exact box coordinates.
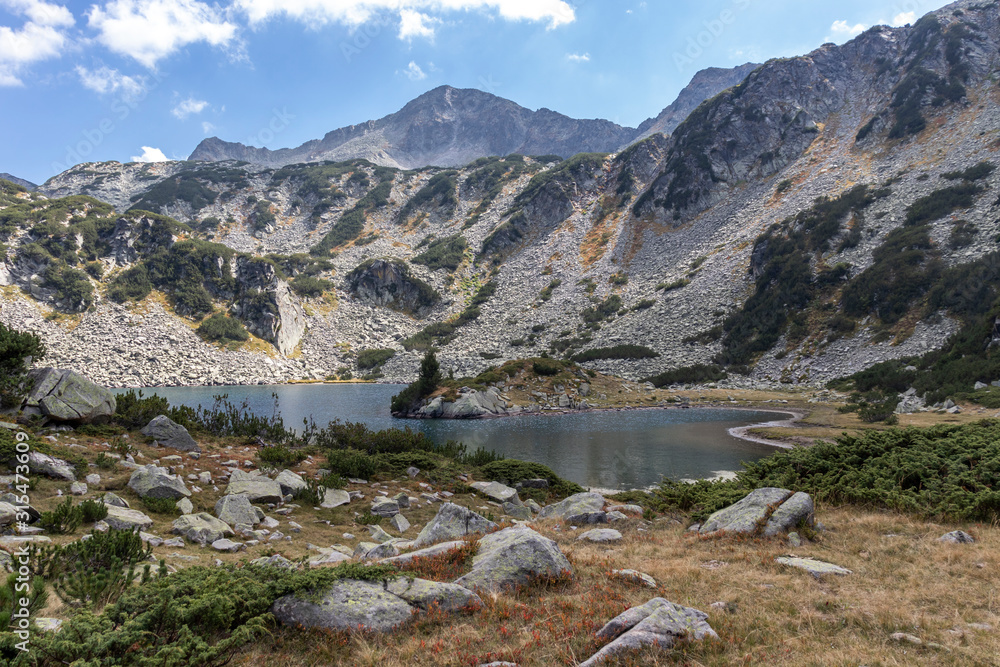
[75,65,147,101]
[131,146,169,162]
[87,0,238,68]
[827,19,867,42]
[0,0,75,86]
[398,8,436,40]
[891,12,916,27]
[171,97,208,119]
[566,52,590,62]
[202,121,216,133]
[403,60,426,80]
[236,0,575,32]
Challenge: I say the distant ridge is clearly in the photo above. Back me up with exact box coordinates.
[0,173,36,190]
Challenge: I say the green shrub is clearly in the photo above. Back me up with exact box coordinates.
[38,498,82,534]
[478,460,584,498]
[357,348,396,370]
[140,497,178,515]
[196,312,249,344]
[79,499,108,523]
[323,448,379,479]
[257,444,308,469]
[0,322,45,409]
[107,265,152,303]
[571,345,659,363]
[289,275,333,297]
[411,234,468,272]
[581,295,622,324]
[644,364,726,388]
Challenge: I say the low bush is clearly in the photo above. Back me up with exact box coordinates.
[571,345,659,363]
[196,312,249,344]
[644,364,726,388]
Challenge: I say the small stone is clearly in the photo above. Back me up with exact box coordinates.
[84,474,101,485]
[787,532,803,548]
[610,569,657,588]
[212,539,243,553]
[69,482,87,496]
[577,528,623,543]
[939,530,975,544]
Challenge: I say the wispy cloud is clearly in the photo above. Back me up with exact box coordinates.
[566,52,590,62]
[171,96,208,119]
[890,12,916,27]
[403,60,426,80]
[75,65,147,101]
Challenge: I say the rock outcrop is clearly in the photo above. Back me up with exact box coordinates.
[21,368,115,425]
[454,525,572,591]
[128,465,192,500]
[141,415,200,453]
[698,488,814,537]
[412,503,497,549]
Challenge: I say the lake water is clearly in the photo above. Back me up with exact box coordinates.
[131,384,788,490]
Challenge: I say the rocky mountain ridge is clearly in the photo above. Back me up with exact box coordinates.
[3,0,1000,391]
[0,172,35,190]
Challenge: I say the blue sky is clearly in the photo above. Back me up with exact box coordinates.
[0,0,952,184]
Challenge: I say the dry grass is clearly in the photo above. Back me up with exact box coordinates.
[228,508,1000,666]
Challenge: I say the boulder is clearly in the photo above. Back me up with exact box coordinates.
[172,513,235,545]
[275,470,307,495]
[0,502,18,527]
[379,541,468,566]
[577,529,622,543]
[226,470,283,504]
[390,514,411,533]
[579,598,718,666]
[699,488,813,537]
[504,503,533,521]
[538,492,606,523]
[385,577,482,613]
[21,368,116,424]
[371,497,399,518]
[309,551,352,567]
[141,416,200,453]
[103,505,153,532]
[128,465,191,499]
[939,530,976,544]
[215,494,261,527]
[775,556,852,578]
[0,493,39,523]
[610,569,657,589]
[471,481,519,505]
[102,492,129,508]
[412,503,498,548]
[69,482,87,496]
[455,525,572,591]
[321,488,350,508]
[271,577,479,634]
[368,524,394,544]
[271,580,412,633]
[176,498,193,515]
[212,538,243,553]
[250,554,298,569]
[24,451,75,481]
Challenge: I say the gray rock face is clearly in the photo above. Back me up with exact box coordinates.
[25,451,75,481]
[699,488,813,537]
[321,488,351,508]
[271,576,480,634]
[128,464,191,499]
[275,469,307,495]
[776,556,853,578]
[538,492,606,522]
[21,368,115,424]
[939,530,976,544]
[579,598,718,666]
[578,529,623,544]
[272,580,415,632]
[215,494,261,527]
[471,481,519,504]
[455,525,572,592]
[226,470,283,504]
[412,502,498,548]
[232,257,305,356]
[346,259,440,318]
[371,497,400,518]
[141,415,200,453]
[103,505,153,532]
[172,513,235,545]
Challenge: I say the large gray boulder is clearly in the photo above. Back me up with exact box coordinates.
[320,488,350,508]
[128,464,191,499]
[370,497,399,517]
[538,492,606,524]
[172,513,235,545]
[141,415,200,453]
[225,470,283,504]
[455,525,572,591]
[214,494,261,528]
[412,503,498,548]
[471,481,519,505]
[776,556,853,578]
[274,469,307,495]
[103,505,154,532]
[379,540,468,566]
[271,577,478,633]
[579,598,718,666]
[24,451,75,481]
[21,368,115,424]
[0,502,18,527]
[699,488,814,537]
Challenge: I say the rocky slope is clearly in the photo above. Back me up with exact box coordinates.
[3,0,1000,391]
[634,63,760,140]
